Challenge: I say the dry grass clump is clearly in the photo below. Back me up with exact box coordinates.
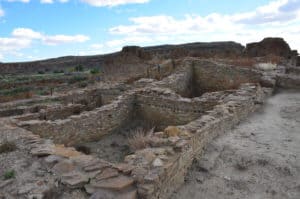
[0,140,17,154]
[127,127,155,151]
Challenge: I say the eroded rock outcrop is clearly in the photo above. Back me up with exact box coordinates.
[245,37,293,59]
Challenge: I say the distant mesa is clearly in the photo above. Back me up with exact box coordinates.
[0,37,298,75]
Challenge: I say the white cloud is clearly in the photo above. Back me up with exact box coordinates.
[40,0,53,3]
[6,0,30,2]
[0,28,90,60]
[43,34,89,45]
[12,28,43,39]
[0,37,32,52]
[80,0,149,7]
[5,0,69,3]
[9,28,90,45]
[0,8,4,17]
[108,0,300,51]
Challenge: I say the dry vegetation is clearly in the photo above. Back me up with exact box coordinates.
[127,127,155,151]
[0,140,17,154]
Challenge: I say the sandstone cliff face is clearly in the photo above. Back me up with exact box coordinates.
[245,38,293,59]
[144,41,244,59]
[0,42,244,75]
[0,38,297,74]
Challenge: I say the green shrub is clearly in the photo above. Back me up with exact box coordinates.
[0,140,17,154]
[75,65,84,72]
[90,68,100,74]
[78,82,88,88]
[3,170,15,180]
[53,70,64,74]
[38,71,45,74]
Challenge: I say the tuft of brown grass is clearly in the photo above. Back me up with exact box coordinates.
[0,140,17,154]
[127,127,155,151]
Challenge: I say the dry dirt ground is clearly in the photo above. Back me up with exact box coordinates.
[173,90,300,199]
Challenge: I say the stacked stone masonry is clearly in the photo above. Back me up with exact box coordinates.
[1,56,300,199]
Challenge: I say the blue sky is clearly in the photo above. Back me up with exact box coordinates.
[0,0,299,62]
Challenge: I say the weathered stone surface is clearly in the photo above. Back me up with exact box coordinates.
[61,171,89,188]
[95,168,119,181]
[0,179,13,189]
[152,158,164,167]
[91,176,134,190]
[90,189,137,199]
[53,145,81,158]
[44,155,64,164]
[245,37,292,59]
[113,163,134,174]
[52,160,76,175]
[31,145,55,156]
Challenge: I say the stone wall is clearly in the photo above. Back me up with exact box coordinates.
[126,84,272,199]
[192,59,262,95]
[151,62,193,97]
[135,88,225,129]
[19,92,135,146]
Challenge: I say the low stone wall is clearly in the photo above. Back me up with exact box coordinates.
[14,104,86,121]
[276,74,300,89]
[192,59,262,95]
[125,84,272,199]
[18,92,135,146]
[151,61,193,97]
[136,88,224,129]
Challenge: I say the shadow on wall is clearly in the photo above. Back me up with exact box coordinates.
[180,60,262,98]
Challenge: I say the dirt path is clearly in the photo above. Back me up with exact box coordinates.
[172,90,300,199]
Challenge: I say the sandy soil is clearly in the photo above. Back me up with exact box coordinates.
[78,120,155,163]
[173,90,300,199]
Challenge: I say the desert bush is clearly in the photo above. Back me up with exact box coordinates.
[3,170,15,180]
[75,65,84,72]
[0,140,17,154]
[90,68,100,74]
[53,69,64,74]
[128,127,155,151]
[37,71,45,74]
[74,145,91,155]
[78,82,88,88]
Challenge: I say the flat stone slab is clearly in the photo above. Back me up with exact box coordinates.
[91,175,134,190]
[61,171,89,188]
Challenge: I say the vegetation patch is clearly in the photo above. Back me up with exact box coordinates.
[0,140,17,154]
[128,127,154,151]
[3,170,15,180]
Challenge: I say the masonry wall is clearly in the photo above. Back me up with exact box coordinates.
[192,60,262,95]
[152,62,193,97]
[136,91,220,129]
[142,85,272,199]
[19,93,135,146]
